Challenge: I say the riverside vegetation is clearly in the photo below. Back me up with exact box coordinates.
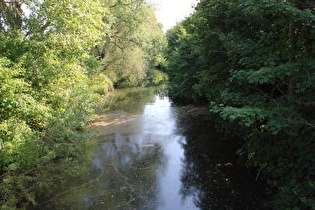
[0,0,166,209]
[165,0,315,209]
[1,0,314,209]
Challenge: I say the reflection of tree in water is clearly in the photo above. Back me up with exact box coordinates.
[39,132,167,210]
[83,133,166,210]
[36,87,172,209]
[111,86,168,114]
[178,117,268,210]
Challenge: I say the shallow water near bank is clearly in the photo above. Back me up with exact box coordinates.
[35,87,268,210]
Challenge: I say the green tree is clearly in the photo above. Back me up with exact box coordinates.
[1,0,167,208]
[93,0,166,87]
[0,0,107,208]
[166,0,315,208]
[165,23,202,103]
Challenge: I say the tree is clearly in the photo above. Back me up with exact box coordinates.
[0,0,107,208]
[165,22,203,103]
[92,0,166,87]
[165,0,315,208]
[1,0,167,208]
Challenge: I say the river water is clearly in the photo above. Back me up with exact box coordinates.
[36,87,267,210]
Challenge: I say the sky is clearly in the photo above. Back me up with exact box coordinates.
[152,0,199,33]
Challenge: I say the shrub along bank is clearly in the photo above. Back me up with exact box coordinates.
[165,0,315,208]
[0,0,166,208]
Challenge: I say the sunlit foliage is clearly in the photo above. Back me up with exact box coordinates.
[92,0,167,87]
[0,0,165,208]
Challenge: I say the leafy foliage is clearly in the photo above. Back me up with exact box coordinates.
[165,0,315,208]
[0,0,164,208]
[92,0,166,87]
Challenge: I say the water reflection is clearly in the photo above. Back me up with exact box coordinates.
[177,116,268,210]
[37,89,198,209]
[35,88,267,210]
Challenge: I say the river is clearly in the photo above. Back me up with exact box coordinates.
[35,87,268,210]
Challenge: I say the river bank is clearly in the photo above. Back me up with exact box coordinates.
[31,87,271,209]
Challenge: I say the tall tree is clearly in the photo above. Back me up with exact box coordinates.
[1,0,167,208]
[93,0,166,87]
[166,0,315,208]
[0,0,107,208]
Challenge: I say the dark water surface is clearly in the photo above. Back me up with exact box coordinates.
[36,87,267,210]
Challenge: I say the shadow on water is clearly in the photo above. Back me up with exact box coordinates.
[34,86,269,210]
[176,112,270,210]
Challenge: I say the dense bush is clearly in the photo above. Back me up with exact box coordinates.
[165,0,315,208]
[0,0,165,208]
